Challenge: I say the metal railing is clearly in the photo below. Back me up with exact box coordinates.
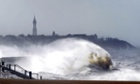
[0,61,42,79]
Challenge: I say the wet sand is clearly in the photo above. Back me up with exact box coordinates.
[0,79,139,84]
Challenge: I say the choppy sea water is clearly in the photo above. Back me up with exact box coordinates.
[0,38,140,81]
[37,49,140,81]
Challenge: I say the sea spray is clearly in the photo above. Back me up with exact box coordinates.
[0,38,111,75]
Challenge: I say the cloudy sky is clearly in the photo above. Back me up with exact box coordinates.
[0,0,140,46]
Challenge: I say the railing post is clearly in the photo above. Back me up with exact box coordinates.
[1,61,5,72]
[14,65,16,71]
[29,71,32,79]
[0,61,2,72]
[25,70,27,76]
[40,76,42,80]
[36,73,39,79]
[8,64,11,69]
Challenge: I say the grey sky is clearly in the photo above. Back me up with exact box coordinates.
[0,0,140,46]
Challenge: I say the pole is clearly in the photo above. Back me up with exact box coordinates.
[1,61,5,72]
[29,71,32,79]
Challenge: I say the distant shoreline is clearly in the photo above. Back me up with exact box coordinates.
[0,34,135,49]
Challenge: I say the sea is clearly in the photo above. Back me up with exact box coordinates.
[0,38,140,81]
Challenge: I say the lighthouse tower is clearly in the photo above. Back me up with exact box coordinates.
[32,16,37,36]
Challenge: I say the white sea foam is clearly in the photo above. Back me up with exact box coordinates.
[0,38,140,80]
[0,38,110,75]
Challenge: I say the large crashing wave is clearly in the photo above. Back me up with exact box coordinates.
[1,38,140,80]
[0,38,111,75]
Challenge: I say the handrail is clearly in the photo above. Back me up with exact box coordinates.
[0,61,42,79]
[13,64,41,79]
